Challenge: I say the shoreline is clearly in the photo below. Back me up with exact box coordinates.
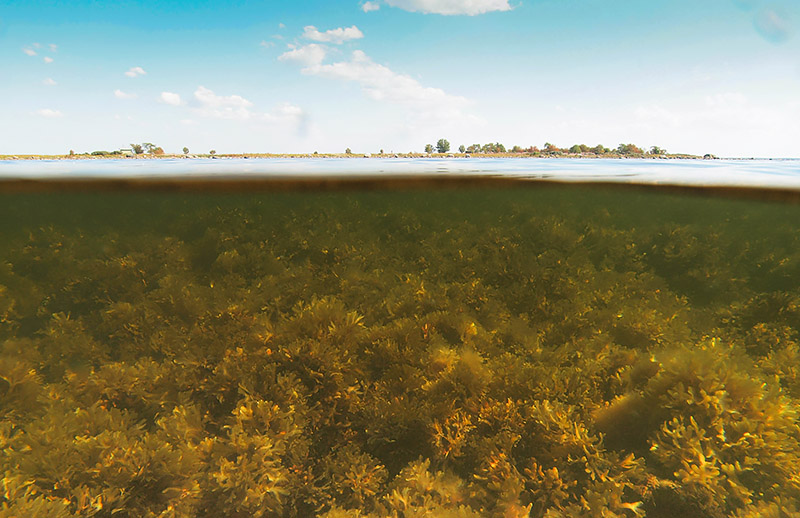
[1,153,795,161]
[0,153,720,160]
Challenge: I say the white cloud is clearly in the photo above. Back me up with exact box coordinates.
[300,50,474,125]
[279,22,286,29]
[150,85,307,135]
[632,92,800,157]
[193,86,254,119]
[36,108,63,118]
[49,43,58,52]
[43,78,57,86]
[260,40,275,48]
[279,44,328,67]
[302,25,364,44]
[23,47,37,56]
[385,0,513,15]
[362,1,381,12]
[43,57,54,63]
[705,92,747,108]
[114,89,137,100]
[125,66,146,77]
[262,103,309,134]
[160,91,183,105]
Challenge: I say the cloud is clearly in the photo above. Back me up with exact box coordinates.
[384,0,513,15]
[299,49,474,125]
[362,1,381,12]
[159,91,183,105]
[705,92,747,108]
[125,66,146,77]
[631,92,800,157]
[279,22,286,29]
[36,108,63,118]
[49,43,57,52]
[114,89,137,99]
[302,25,364,44]
[263,102,309,134]
[260,40,275,48]
[43,56,53,63]
[279,43,328,67]
[43,78,57,86]
[23,47,37,56]
[193,86,254,119]
[153,85,307,134]
[754,6,792,43]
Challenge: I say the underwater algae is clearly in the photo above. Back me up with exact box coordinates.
[1,184,799,518]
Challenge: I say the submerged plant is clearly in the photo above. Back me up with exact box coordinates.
[0,187,799,516]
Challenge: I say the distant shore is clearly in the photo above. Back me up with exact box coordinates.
[0,152,719,160]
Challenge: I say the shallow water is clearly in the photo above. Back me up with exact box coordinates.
[1,179,799,517]
[2,157,800,189]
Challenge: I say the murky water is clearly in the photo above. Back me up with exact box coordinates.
[1,174,799,517]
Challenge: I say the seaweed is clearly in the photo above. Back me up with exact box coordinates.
[0,186,799,516]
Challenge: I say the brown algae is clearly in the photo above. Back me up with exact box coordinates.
[0,184,799,517]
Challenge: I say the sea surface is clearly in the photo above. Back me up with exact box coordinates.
[1,159,799,517]
[1,157,800,188]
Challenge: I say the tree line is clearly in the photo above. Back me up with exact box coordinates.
[424,140,669,156]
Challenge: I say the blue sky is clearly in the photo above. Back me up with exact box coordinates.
[1,0,798,157]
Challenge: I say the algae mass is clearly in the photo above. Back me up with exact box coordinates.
[1,183,800,518]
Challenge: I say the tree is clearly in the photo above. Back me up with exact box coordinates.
[544,142,560,153]
[345,148,352,155]
[436,139,450,154]
[183,147,189,155]
[424,144,434,154]
[142,143,157,154]
[130,144,144,155]
[617,143,643,155]
[209,150,216,156]
[649,146,666,155]
[458,145,466,153]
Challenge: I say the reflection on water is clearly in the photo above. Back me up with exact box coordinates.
[1,183,799,517]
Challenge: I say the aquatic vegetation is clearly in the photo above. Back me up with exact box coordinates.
[0,186,799,516]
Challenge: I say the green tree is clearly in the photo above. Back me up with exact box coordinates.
[142,143,158,154]
[209,150,216,156]
[617,143,643,155]
[345,148,352,155]
[436,139,450,154]
[424,144,434,154]
[183,147,189,155]
[649,146,666,155]
[130,144,144,155]
[458,145,466,153]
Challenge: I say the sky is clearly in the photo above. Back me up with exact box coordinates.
[1,0,799,157]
